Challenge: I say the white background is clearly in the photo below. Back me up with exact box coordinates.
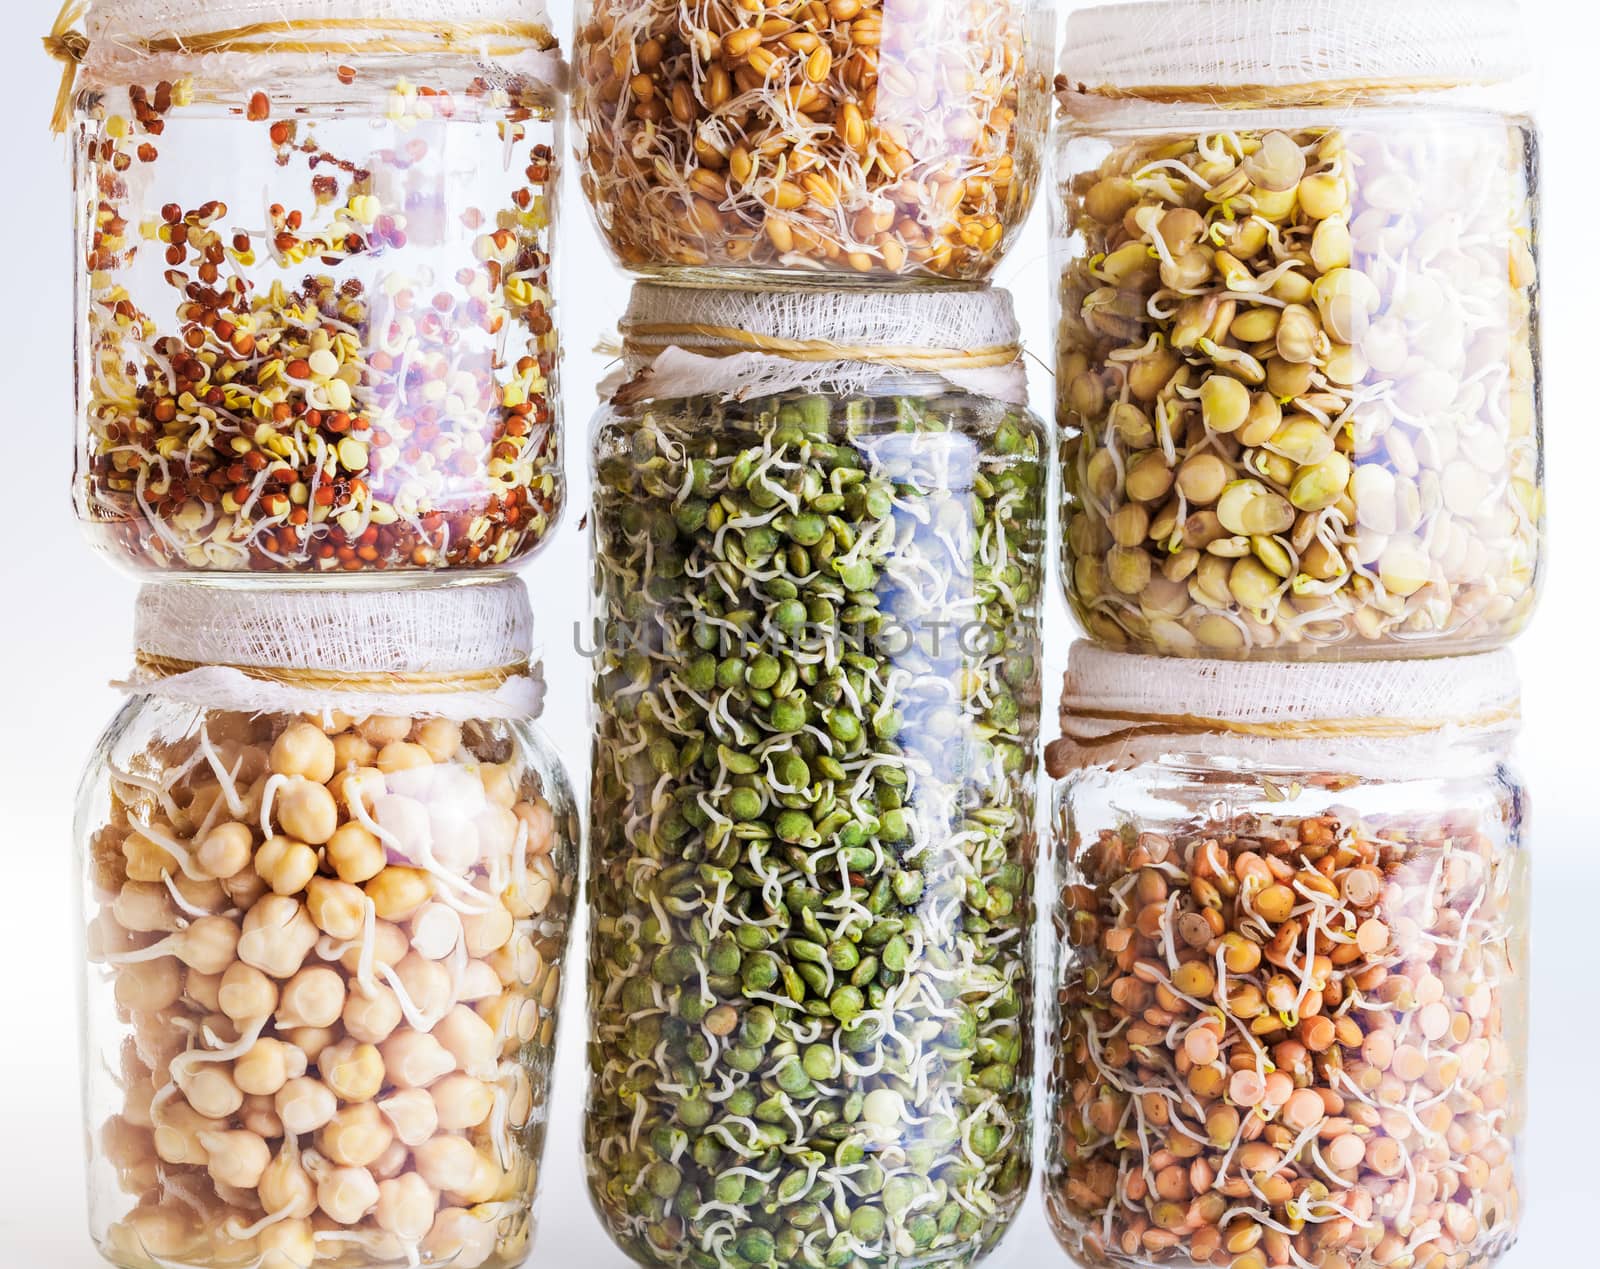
[3,1,1597,1265]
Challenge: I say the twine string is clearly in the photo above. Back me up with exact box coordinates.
[134,651,531,697]
[620,321,1022,370]
[1057,703,1521,749]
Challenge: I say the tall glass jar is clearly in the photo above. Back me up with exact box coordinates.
[62,0,566,577]
[1043,644,1530,1269]
[76,579,578,1269]
[1052,0,1543,659]
[572,0,1053,285]
[583,285,1046,1267]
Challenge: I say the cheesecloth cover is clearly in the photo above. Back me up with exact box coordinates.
[1045,642,1520,779]
[53,0,564,104]
[1057,0,1535,119]
[608,283,1031,408]
[123,579,546,722]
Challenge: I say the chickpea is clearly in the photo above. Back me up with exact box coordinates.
[178,1063,245,1119]
[377,1087,440,1147]
[102,1114,155,1172]
[320,1039,386,1103]
[255,835,319,897]
[282,1024,337,1064]
[219,961,279,1022]
[370,1138,410,1181]
[380,1028,457,1089]
[314,1160,380,1226]
[325,822,386,887]
[343,983,404,1045]
[237,895,319,978]
[375,1172,439,1242]
[410,901,465,960]
[358,715,412,746]
[221,865,270,909]
[457,960,504,1004]
[116,1204,196,1259]
[171,872,228,912]
[112,881,182,933]
[413,1135,479,1192]
[239,1090,284,1138]
[461,902,513,958]
[516,798,555,856]
[274,777,337,846]
[257,1217,316,1269]
[434,1004,498,1079]
[199,1128,272,1188]
[305,876,366,940]
[270,722,337,783]
[394,951,454,1021]
[331,731,376,771]
[377,740,433,774]
[421,1208,496,1269]
[276,1076,338,1135]
[431,1073,495,1130]
[154,1099,219,1166]
[318,1101,395,1168]
[115,957,182,1013]
[276,966,346,1029]
[336,920,409,976]
[122,830,179,884]
[475,803,519,862]
[234,1037,305,1097]
[453,1151,507,1205]
[478,762,519,810]
[175,915,242,974]
[328,766,386,818]
[259,1140,318,1218]
[185,968,222,1012]
[365,866,433,922]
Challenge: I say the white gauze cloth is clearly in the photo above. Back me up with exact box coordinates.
[69,0,565,91]
[1048,642,1520,779]
[123,578,545,722]
[1058,0,1534,120]
[608,283,1031,408]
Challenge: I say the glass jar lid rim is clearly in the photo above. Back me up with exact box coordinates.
[1059,0,1533,101]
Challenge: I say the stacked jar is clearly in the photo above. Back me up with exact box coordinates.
[55,2,579,1266]
[1045,2,1541,1268]
[570,0,1056,1262]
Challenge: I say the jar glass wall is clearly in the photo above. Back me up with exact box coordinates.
[1044,749,1529,1269]
[583,381,1047,1266]
[73,26,564,576]
[77,697,577,1269]
[573,0,1051,285]
[1054,102,1541,658]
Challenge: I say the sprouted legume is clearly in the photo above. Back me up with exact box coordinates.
[585,388,1045,1266]
[1056,123,1541,657]
[82,705,577,1268]
[1046,798,1525,1269]
[76,66,562,574]
[574,0,1045,281]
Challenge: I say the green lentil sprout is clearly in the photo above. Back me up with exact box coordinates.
[584,386,1046,1269]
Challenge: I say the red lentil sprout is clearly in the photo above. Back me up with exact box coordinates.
[1045,797,1526,1269]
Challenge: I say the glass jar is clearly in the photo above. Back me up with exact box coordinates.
[583,285,1046,1267]
[1043,644,1529,1269]
[1052,0,1543,659]
[64,0,565,577]
[572,0,1052,285]
[76,579,578,1269]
